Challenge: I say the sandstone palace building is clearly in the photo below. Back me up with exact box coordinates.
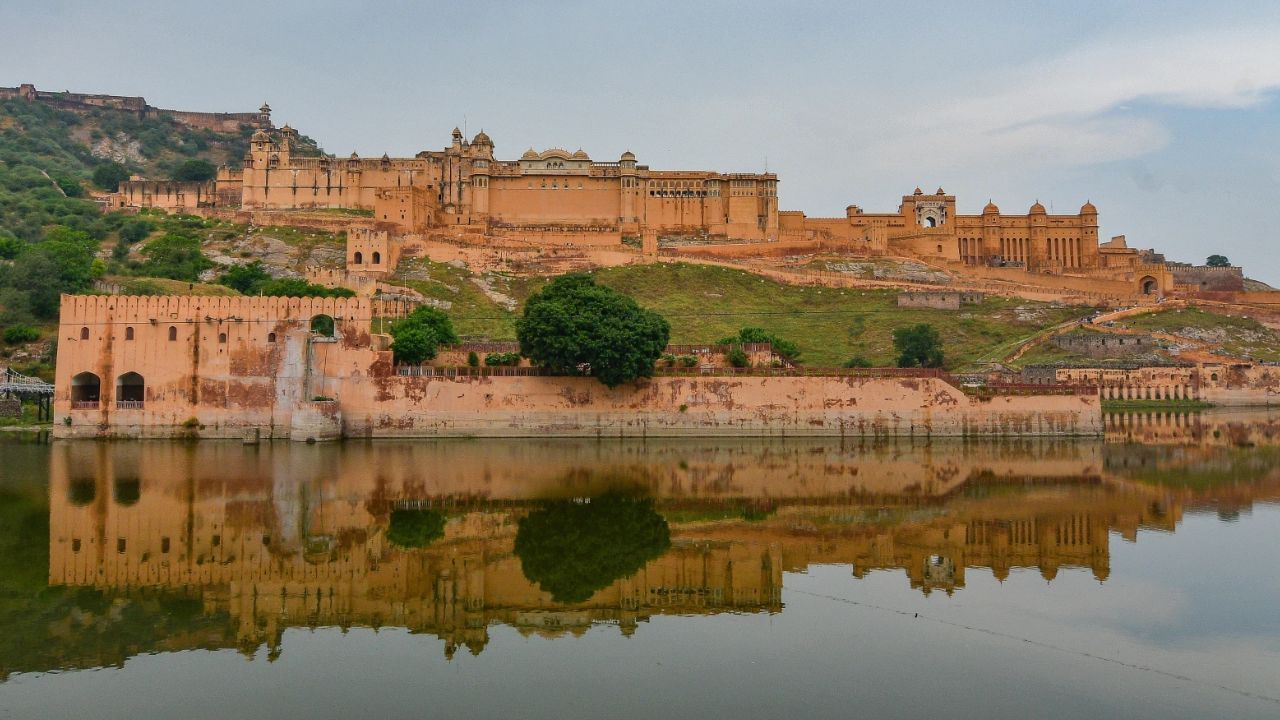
[102,120,1247,297]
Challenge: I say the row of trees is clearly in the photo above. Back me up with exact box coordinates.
[384,273,948,386]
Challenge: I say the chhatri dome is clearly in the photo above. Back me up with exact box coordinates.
[1029,200,1046,214]
[520,148,539,160]
[1080,200,1097,213]
[472,130,493,146]
[983,199,999,214]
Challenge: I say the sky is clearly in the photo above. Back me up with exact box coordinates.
[3,0,1278,283]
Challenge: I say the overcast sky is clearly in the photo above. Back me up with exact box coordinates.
[4,1,1278,282]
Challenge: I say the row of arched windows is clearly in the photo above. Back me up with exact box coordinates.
[352,251,382,265]
[70,371,144,408]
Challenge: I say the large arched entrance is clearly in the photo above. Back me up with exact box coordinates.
[116,372,145,407]
[310,314,336,337]
[1140,276,1159,296]
[70,372,101,407]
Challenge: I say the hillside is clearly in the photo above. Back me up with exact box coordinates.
[388,261,1093,368]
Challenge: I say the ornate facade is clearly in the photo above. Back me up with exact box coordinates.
[218,127,779,241]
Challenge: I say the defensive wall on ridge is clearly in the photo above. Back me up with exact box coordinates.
[53,294,1101,440]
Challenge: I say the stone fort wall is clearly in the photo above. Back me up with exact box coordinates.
[53,294,1102,439]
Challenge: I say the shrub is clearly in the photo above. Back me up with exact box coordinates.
[718,327,800,362]
[677,354,698,368]
[258,278,356,298]
[661,353,677,367]
[118,218,154,244]
[467,350,479,367]
[727,347,750,368]
[484,351,521,366]
[842,356,873,368]
[2,325,39,344]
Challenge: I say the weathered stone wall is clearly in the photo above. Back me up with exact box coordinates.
[896,291,984,310]
[1169,265,1244,292]
[1052,331,1155,357]
[53,294,1101,439]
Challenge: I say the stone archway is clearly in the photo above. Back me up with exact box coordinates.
[1140,276,1159,295]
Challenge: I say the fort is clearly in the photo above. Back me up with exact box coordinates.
[0,82,272,133]
[98,121,1250,302]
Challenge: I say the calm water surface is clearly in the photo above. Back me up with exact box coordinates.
[1,410,1278,719]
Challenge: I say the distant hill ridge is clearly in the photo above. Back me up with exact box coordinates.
[0,82,272,134]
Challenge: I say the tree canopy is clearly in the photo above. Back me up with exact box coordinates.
[389,306,459,365]
[718,326,800,362]
[514,494,671,603]
[516,273,670,387]
[1206,254,1231,267]
[91,162,130,191]
[217,261,273,294]
[172,159,216,182]
[138,233,213,281]
[893,323,944,368]
[257,278,356,298]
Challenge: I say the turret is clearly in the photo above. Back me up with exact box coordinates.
[258,102,272,128]
[451,127,463,149]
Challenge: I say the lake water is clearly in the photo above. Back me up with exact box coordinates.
[1,410,1278,719]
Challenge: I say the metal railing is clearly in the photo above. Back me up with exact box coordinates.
[115,400,145,410]
[71,401,100,410]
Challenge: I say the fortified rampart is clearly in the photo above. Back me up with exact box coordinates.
[53,294,1101,439]
[0,82,272,132]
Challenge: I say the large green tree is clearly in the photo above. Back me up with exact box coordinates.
[389,306,459,365]
[516,273,670,388]
[91,162,130,191]
[1206,254,1231,267]
[893,323,945,368]
[514,494,671,603]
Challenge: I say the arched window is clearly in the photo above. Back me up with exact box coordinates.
[372,251,381,265]
[71,372,101,406]
[218,332,227,343]
[310,314,335,337]
[267,332,277,343]
[125,326,134,341]
[168,326,177,341]
[354,251,363,265]
[80,327,89,340]
[116,371,145,405]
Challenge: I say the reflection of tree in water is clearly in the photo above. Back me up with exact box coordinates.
[386,508,446,549]
[515,494,671,603]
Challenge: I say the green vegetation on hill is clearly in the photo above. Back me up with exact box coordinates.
[1113,307,1280,361]
[392,263,1092,368]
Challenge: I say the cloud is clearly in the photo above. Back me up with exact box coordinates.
[859,23,1280,174]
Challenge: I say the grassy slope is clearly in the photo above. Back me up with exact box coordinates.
[1114,307,1280,361]
[393,262,1092,368]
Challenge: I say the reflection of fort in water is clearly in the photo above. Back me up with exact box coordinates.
[48,435,1280,658]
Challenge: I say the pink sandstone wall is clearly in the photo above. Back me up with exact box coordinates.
[54,295,1101,440]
